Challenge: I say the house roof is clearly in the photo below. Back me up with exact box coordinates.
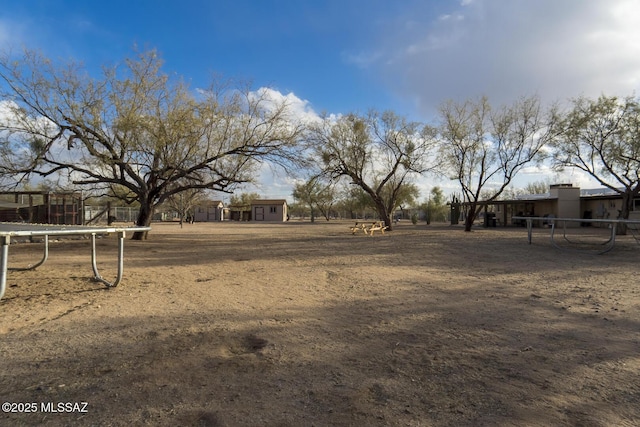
[250,199,287,205]
[514,193,556,201]
[580,187,621,197]
[514,187,624,201]
[197,200,223,206]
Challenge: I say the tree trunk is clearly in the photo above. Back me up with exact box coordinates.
[464,203,479,232]
[373,202,392,231]
[616,191,633,235]
[132,203,154,240]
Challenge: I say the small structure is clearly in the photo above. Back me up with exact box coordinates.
[0,191,83,225]
[228,204,251,221]
[251,199,288,222]
[193,200,225,222]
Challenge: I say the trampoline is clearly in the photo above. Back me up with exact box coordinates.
[512,216,640,254]
[0,223,151,300]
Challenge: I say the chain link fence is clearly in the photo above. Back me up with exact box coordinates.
[84,206,140,224]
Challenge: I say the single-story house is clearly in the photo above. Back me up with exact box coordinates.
[251,199,288,222]
[454,184,640,227]
[193,200,225,222]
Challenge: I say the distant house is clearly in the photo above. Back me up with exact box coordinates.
[251,199,288,222]
[453,184,640,228]
[193,200,225,222]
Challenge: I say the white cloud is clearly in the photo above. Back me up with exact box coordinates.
[367,0,640,117]
[239,161,299,201]
[249,87,321,124]
[237,88,323,201]
[512,164,603,191]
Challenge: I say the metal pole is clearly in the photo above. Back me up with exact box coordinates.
[91,231,125,287]
[9,235,49,271]
[0,235,9,300]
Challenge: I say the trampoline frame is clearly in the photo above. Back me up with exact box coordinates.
[0,223,151,300]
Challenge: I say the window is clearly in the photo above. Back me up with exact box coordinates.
[270,206,277,213]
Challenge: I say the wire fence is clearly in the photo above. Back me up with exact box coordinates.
[84,206,140,224]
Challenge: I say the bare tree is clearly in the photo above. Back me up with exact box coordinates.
[0,49,305,239]
[165,187,208,227]
[308,110,437,230]
[523,179,553,195]
[552,95,640,234]
[438,96,559,231]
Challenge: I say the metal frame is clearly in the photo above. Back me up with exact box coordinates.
[512,216,640,254]
[0,223,151,300]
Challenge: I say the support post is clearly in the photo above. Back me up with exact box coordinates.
[0,235,9,300]
[91,231,126,287]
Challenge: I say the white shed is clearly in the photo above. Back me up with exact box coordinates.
[194,200,225,222]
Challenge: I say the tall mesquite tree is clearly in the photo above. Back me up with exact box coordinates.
[438,96,560,231]
[308,110,437,230]
[0,50,305,239]
[552,95,640,234]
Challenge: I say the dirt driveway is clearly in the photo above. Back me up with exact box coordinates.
[1,221,639,426]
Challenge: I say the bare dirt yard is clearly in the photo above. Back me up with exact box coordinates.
[1,220,639,426]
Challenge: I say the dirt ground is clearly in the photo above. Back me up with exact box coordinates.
[1,220,639,427]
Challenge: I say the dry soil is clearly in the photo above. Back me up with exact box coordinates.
[1,221,639,426]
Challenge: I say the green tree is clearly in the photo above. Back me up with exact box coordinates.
[423,186,448,223]
[0,49,305,239]
[334,184,372,220]
[552,95,640,234]
[292,176,337,222]
[293,178,319,222]
[308,110,437,230]
[438,96,560,231]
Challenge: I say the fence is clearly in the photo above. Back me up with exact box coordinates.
[0,191,83,225]
[84,206,140,224]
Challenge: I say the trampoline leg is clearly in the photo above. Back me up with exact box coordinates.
[91,231,125,288]
[0,236,9,300]
[9,235,49,271]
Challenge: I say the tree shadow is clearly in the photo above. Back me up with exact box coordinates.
[2,223,639,425]
[2,281,639,426]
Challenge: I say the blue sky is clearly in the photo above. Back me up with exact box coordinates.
[2,0,640,199]
[1,0,429,117]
